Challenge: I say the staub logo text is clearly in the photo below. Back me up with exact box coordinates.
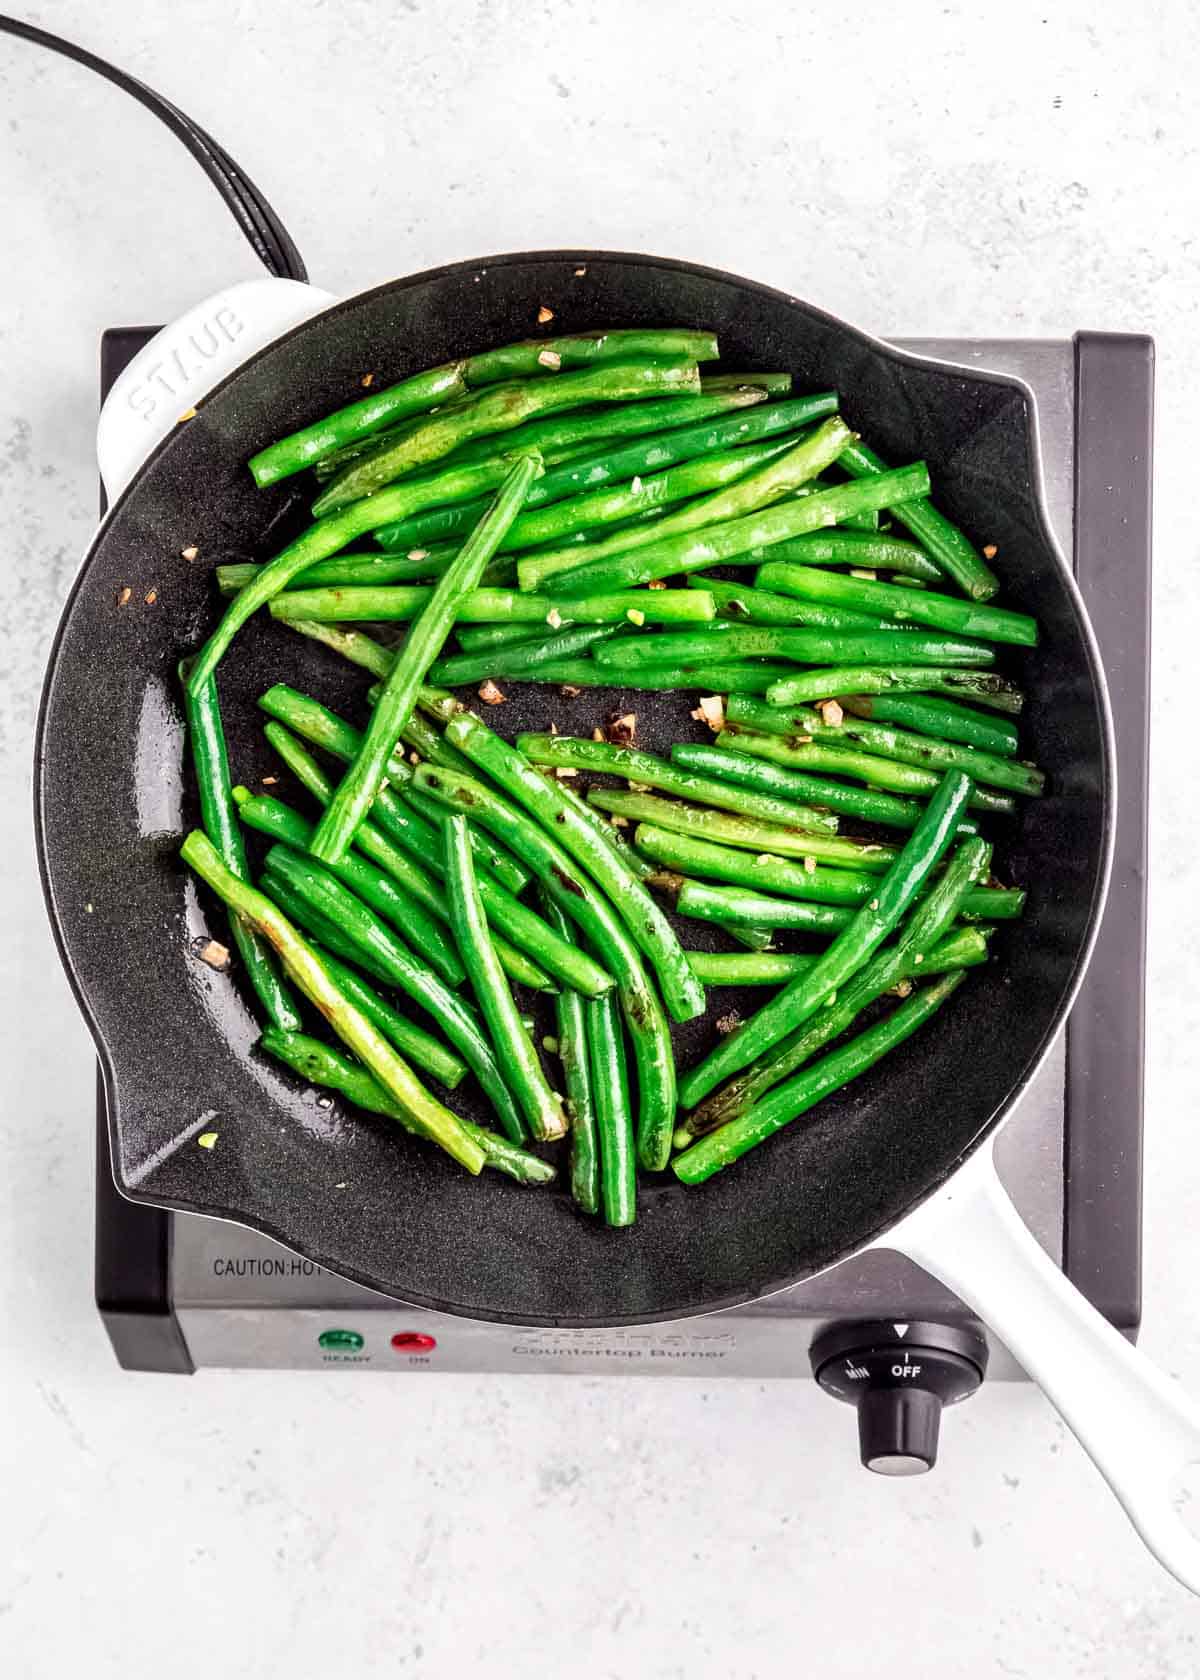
[126,306,245,421]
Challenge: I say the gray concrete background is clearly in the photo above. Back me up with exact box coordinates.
[2,2,1199,1673]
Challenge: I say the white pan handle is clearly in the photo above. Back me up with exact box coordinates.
[882,1143,1200,1594]
[97,276,337,501]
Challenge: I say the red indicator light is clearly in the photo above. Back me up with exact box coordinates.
[391,1331,437,1353]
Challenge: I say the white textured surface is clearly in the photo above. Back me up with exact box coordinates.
[3,1,1200,1672]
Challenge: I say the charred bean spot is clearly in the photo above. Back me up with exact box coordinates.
[552,865,584,897]
[625,993,654,1029]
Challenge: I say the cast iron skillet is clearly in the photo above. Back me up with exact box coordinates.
[35,252,1110,1325]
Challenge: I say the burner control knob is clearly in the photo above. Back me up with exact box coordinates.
[810,1320,988,1477]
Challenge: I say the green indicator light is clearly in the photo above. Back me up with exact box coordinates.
[318,1328,364,1352]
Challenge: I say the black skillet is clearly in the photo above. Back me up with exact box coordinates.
[18,15,1200,1595]
[36,247,1107,1322]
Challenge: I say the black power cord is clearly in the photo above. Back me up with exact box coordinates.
[0,13,308,282]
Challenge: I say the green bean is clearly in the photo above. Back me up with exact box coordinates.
[587,789,897,870]
[677,770,974,1108]
[503,436,803,550]
[314,360,700,514]
[455,623,544,654]
[312,387,620,496]
[262,710,409,800]
[522,417,853,591]
[463,328,718,385]
[262,722,537,981]
[688,929,988,988]
[791,477,879,534]
[218,552,423,595]
[636,822,1023,920]
[258,686,529,897]
[311,456,539,864]
[388,709,481,781]
[444,816,566,1142]
[473,659,800,695]
[637,824,885,905]
[841,691,1019,755]
[272,583,718,627]
[765,664,1025,713]
[266,868,560,1048]
[544,772,659,884]
[587,988,637,1226]
[441,385,770,472]
[376,549,519,588]
[542,894,599,1214]
[259,868,396,985]
[593,625,996,671]
[418,685,468,722]
[248,362,469,487]
[189,451,547,694]
[234,790,464,986]
[671,878,1003,938]
[725,924,775,952]
[180,831,486,1172]
[515,733,840,836]
[216,544,500,596]
[676,880,848,937]
[744,530,943,581]
[701,371,794,394]
[669,741,968,833]
[245,756,549,993]
[313,418,459,483]
[673,972,967,1181]
[499,765,682,954]
[837,438,999,600]
[412,764,677,1171]
[688,576,893,631]
[723,696,1044,796]
[756,561,1037,646]
[378,476,677,563]
[262,718,604,996]
[429,623,625,686]
[688,951,816,986]
[260,1029,554,1185]
[277,619,396,679]
[306,954,466,1090]
[683,838,990,1137]
[373,393,837,551]
[712,728,1016,815]
[406,816,577,988]
[215,561,261,596]
[533,461,929,599]
[383,451,754,554]
[447,713,706,1026]
[260,841,525,1141]
[179,663,301,1033]
[456,1122,558,1186]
